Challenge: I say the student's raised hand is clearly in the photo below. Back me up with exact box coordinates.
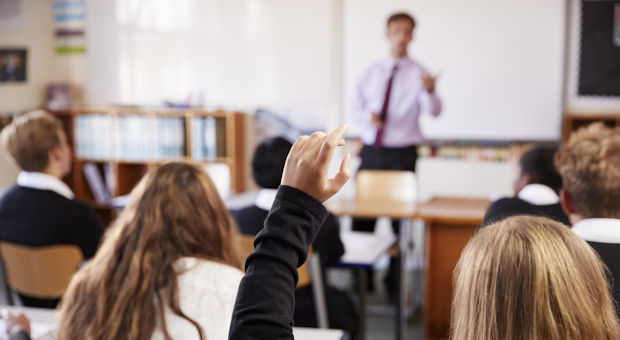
[281,124,351,203]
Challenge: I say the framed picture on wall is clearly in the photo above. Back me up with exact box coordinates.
[0,48,27,83]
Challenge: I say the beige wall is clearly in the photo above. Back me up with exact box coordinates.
[0,0,54,188]
[0,0,55,111]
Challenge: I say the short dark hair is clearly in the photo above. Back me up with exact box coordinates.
[387,12,416,30]
[252,137,293,189]
[520,145,562,193]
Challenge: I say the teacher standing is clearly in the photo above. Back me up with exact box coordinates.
[351,12,442,297]
[352,12,441,176]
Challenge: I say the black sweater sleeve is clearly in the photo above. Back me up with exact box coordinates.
[229,185,328,340]
[10,330,31,340]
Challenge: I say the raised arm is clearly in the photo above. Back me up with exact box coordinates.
[229,125,351,340]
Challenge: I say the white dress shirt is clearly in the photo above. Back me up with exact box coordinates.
[16,171,75,200]
[254,188,278,211]
[572,218,620,244]
[352,56,442,147]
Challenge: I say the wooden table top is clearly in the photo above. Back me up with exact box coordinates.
[326,196,490,224]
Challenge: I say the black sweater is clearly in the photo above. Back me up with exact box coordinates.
[0,185,104,258]
[234,204,344,266]
[482,197,570,227]
[229,186,328,340]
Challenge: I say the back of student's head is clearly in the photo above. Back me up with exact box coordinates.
[252,136,292,189]
[58,161,241,340]
[554,123,620,219]
[0,110,63,172]
[451,215,619,340]
[519,145,562,193]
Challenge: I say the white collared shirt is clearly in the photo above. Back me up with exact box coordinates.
[517,184,560,206]
[16,171,75,200]
[254,188,277,211]
[572,218,620,244]
[351,56,442,147]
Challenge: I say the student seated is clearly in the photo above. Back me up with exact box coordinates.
[1,311,31,340]
[482,145,569,226]
[0,110,103,308]
[58,162,243,340]
[234,137,357,335]
[451,216,619,339]
[555,123,620,306]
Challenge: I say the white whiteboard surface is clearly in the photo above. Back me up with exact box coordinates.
[87,0,338,128]
[343,0,566,141]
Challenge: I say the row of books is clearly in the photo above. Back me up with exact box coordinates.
[75,115,227,161]
[191,116,227,160]
[417,143,526,162]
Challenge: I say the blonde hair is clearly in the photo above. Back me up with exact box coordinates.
[0,110,64,172]
[555,122,620,218]
[451,216,619,340]
[58,162,242,340]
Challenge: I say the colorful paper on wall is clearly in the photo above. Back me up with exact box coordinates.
[53,0,86,54]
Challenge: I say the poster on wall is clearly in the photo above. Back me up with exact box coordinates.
[0,0,25,30]
[53,0,86,54]
[0,48,27,83]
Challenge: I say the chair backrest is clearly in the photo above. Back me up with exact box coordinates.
[356,170,417,203]
[237,235,312,287]
[0,242,83,299]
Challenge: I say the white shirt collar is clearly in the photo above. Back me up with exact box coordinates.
[254,188,277,211]
[572,218,620,244]
[17,171,75,200]
[517,184,559,205]
[383,56,412,69]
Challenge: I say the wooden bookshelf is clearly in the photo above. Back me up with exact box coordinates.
[51,107,247,226]
[563,112,620,141]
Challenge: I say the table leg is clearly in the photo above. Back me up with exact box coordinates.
[395,221,407,340]
[358,268,367,340]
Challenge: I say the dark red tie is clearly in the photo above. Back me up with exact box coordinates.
[374,65,398,148]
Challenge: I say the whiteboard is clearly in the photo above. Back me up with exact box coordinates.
[343,0,566,141]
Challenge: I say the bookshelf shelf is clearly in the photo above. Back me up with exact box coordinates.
[51,107,247,226]
[563,112,620,141]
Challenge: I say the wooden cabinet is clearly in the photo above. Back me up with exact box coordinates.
[51,107,247,225]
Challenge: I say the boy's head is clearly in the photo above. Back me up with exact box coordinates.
[513,145,562,194]
[555,123,620,221]
[252,137,293,189]
[0,110,72,177]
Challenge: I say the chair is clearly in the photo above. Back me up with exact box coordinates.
[0,242,83,300]
[237,235,327,327]
[353,170,420,338]
[356,170,417,203]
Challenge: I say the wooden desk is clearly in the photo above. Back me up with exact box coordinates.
[327,198,416,340]
[417,197,490,339]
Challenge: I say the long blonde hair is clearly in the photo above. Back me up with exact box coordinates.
[451,216,619,340]
[58,162,242,340]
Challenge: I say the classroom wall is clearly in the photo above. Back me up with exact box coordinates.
[0,0,55,111]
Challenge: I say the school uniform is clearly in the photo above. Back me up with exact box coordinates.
[230,185,329,339]
[0,172,104,308]
[572,218,620,309]
[482,184,569,226]
[234,189,357,335]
